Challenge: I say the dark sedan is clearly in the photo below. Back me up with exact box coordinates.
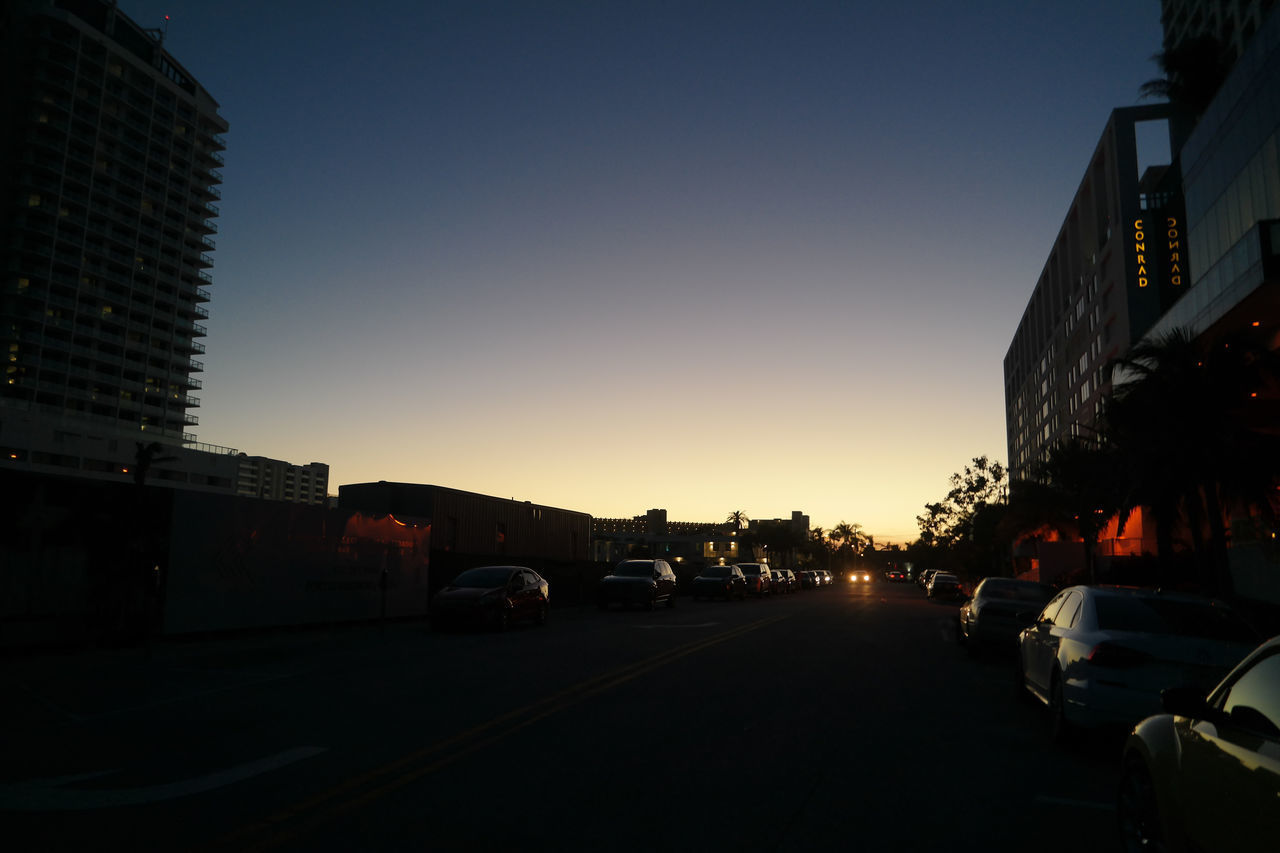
[957,577,1056,653]
[691,564,747,601]
[597,559,678,610]
[430,565,549,631]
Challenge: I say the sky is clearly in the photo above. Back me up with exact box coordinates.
[119,0,1166,543]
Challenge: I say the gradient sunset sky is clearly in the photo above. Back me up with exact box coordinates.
[123,1,1167,543]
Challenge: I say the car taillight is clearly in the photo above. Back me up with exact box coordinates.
[1086,643,1151,668]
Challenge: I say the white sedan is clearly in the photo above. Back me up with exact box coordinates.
[1016,585,1259,741]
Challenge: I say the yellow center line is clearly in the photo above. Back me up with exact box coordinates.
[198,612,789,853]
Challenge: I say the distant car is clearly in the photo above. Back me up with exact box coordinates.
[799,570,820,589]
[927,572,963,600]
[818,570,833,587]
[1017,586,1258,741]
[430,565,549,631]
[885,569,906,582]
[774,568,797,593]
[849,570,872,583]
[597,559,678,610]
[918,569,940,589]
[736,563,773,597]
[692,564,747,601]
[957,577,1056,652]
[1117,634,1280,853]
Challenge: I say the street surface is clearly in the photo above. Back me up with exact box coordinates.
[2,581,1124,851]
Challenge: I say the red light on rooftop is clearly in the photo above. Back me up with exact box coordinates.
[1253,321,1261,327]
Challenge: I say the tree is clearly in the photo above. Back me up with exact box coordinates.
[1139,35,1231,118]
[1103,328,1280,594]
[1005,437,1119,584]
[725,510,750,531]
[916,456,1007,548]
[132,441,176,489]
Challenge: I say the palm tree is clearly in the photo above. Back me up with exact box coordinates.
[1103,328,1280,593]
[725,510,749,531]
[1139,34,1231,118]
[132,441,177,488]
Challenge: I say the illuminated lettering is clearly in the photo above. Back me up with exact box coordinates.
[1166,217,1178,228]
[1172,276,1182,285]
[1170,252,1180,263]
[1135,243,1145,253]
[1169,239,1180,250]
[1137,255,1147,265]
[1139,277,1149,287]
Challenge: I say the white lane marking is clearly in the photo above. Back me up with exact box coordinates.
[0,746,327,811]
[1035,795,1115,811]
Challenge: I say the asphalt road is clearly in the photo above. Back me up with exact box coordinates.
[2,581,1125,852]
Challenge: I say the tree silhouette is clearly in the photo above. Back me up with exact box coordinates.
[1103,328,1280,593]
[1139,35,1231,118]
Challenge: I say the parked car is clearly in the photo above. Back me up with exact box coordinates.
[430,565,549,631]
[799,570,820,589]
[1017,586,1259,741]
[597,559,678,610]
[927,572,963,600]
[1116,634,1280,853]
[818,570,833,587]
[736,563,772,597]
[692,564,747,601]
[957,577,1056,652]
[918,569,940,589]
[774,568,797,593]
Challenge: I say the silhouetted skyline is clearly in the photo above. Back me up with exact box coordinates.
[122,0,1166,541]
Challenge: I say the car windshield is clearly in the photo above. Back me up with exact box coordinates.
[740,566,762,575]
[701,566,731,578]
[614,563,654,577]
[1093,596,1257,642]
[451,567,513,588]
[980,579,1054,601]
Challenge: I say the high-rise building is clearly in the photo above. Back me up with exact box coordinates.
[1158,0,1277,62]
[1,0,227,445]
[1142,1,1280,347]
[1003,106,1188,481]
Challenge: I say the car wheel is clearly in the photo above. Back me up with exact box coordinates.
[495,607,509,632]
[535,604,548,626]
[1117,755,1169,853]
[1049,671,1073,743]
[645,593,656,611]
[666,591,676,608]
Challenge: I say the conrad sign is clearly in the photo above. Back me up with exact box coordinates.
[1132,216,1183,288]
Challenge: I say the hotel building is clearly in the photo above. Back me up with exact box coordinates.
[2,0,226,443]
[1003,105,1189,482]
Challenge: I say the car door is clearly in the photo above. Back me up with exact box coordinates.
[517,570,540,618]
[1176,650,1280,851]
[657,561,675,599]
[1022,591,1070,695]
